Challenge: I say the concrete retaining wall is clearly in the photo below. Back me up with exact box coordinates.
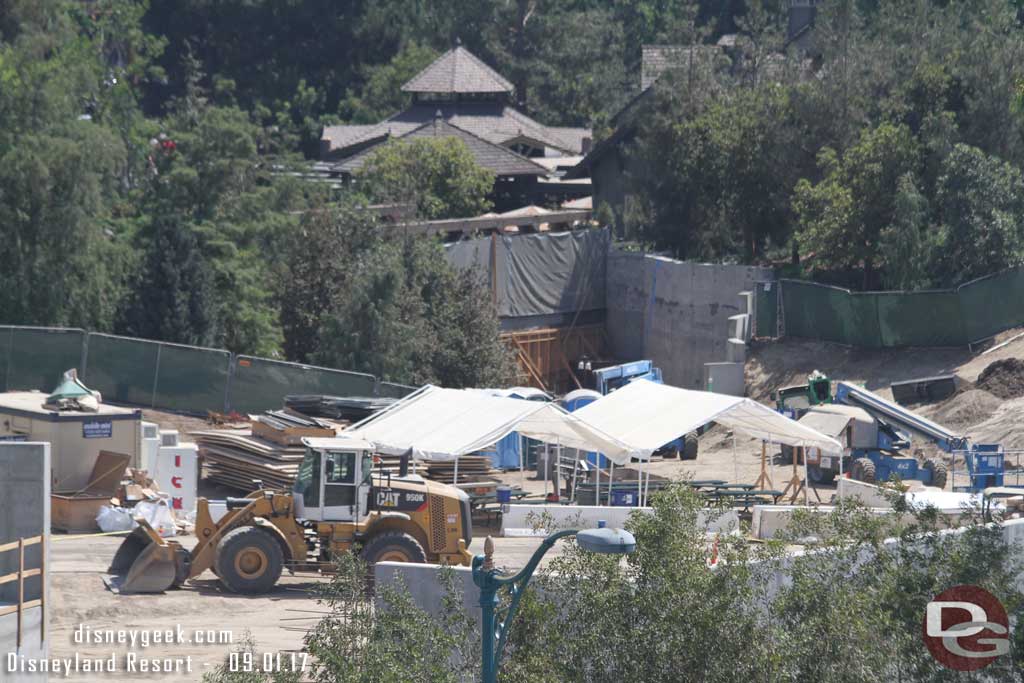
[0,442,50,680]
[605,249,773,389]
[374,561,480,629]
[500,504,739,536]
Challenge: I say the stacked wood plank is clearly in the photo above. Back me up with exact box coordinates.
[193,429,306,492]
[423,455,501,484]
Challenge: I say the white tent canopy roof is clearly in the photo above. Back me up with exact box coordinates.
[573,379,843,462]
[342,385,641,462]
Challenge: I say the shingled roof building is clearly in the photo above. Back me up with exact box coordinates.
[318,45,591,211]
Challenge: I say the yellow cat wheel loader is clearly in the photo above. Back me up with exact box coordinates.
[106,437,473,594]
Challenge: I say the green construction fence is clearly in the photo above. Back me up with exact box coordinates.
[83,334,231,413]
[227,356,378,414]
[771,265,1024,348]
[0,326,86,392]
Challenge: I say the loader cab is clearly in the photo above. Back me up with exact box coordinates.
[294,437,375,523]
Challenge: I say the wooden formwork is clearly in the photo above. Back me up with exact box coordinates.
[501,324,610,394]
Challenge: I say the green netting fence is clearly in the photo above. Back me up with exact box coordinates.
[0,326,86,392]
[765,265,1024,347]
[83,334,231,413]
[227,356,378,414]
[0,326,416,413]
[753,282,778,339]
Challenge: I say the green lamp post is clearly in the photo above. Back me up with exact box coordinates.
[472,525,637,683]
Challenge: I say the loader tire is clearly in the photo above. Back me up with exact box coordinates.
[852,457,876,485]
[682,432,699,460]
[925,459,948,490]
[215,526,284,594]
[361,531,427,565]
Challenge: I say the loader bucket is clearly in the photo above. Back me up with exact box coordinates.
[104,521,186,594]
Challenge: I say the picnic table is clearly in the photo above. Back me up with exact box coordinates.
[705,488,785,513]
[686,479,728,488]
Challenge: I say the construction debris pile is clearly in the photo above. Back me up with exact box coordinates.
[976,358,1024,399]
[194,410,336,491]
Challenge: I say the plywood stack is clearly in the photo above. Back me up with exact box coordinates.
[423,455,500,484]
[193,429,306,492]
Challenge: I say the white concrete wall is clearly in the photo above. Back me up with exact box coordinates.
[0,442,50,681]
[374,562,480,629]
[500,504,739,536]
[605,249,773,388]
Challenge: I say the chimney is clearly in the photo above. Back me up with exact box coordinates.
[787,0,817,50]
[581,136,593,155]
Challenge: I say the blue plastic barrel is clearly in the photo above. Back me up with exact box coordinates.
[496,486,512,504]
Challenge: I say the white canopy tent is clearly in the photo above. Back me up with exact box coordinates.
[573,379,844,464]
[342,384,641,463]
[572,379,845,506]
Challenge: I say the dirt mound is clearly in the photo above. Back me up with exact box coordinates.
[976,358,1024,399]
[966,397,1024,449]
[922,389,1004,431]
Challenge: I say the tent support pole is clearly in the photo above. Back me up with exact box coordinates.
[453,456,459,486]
[754,440,773,490]
[607,461,614,506]
[519,434,525,491]
[732,435,738,484]
[781,446,805,504]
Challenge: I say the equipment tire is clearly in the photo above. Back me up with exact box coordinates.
[682,432,699,460]
[215,526,284,594]
[925,459,948,489]
[361,531,427,565]
[853,457,876,485]
[807,464,836,485]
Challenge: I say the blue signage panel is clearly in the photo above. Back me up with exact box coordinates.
[82,419,113,439]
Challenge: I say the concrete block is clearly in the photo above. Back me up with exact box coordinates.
[0,442,49,672]
[374,562,479,626]
[500,504,739,536]
[738,290,753,316]
[726,338,747,363]
[703,362,745,396]
[836,478,896,507]
[728,314,750,341]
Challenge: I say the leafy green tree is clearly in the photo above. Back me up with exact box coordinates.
[120,213,214,345]
[355,138,495,220]
[315,234,515,388]
[339,42,439,124]
[0,1,142,330]
[276,203,378,363]
[933,144,1024,285]
[794,123,920,288]
[879,173,933,290]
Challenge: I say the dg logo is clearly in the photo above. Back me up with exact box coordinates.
[923,585,1010,671]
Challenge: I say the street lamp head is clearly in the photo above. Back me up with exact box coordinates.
[575,527,636,555]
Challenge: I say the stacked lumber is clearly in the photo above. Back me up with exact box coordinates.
[193,429,305,492]
[252,410,335,446]
[423,455,501,484]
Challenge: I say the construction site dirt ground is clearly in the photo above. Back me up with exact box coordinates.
[48,532,568,681]
[48,329,1024,678]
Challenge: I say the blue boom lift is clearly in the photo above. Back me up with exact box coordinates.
[775,372,1005,492]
